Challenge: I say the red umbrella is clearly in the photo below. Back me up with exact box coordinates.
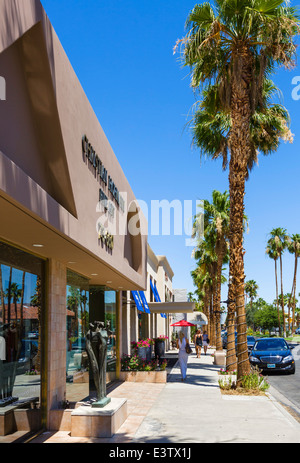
[170,319,196,327]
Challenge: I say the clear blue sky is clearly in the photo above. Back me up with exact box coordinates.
[41,0,300,305]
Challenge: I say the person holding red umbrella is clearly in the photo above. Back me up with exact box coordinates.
[176,331,189,381]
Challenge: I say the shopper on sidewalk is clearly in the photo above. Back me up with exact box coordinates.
[202,331,209,355]
[177,331,188,381]
[194,329,203,358]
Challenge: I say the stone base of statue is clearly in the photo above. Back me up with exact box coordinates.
[71,398,127,438]
[91,397,111,408]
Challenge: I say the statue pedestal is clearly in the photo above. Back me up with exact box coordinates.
[71,398,127,438]
[91,397,111,408]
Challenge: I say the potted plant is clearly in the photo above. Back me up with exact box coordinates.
[154,335,168,359]
[131,339,153,362]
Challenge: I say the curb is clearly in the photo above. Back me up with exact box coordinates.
[267,385,300,425]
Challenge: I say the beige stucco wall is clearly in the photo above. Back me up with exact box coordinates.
[0,0,147,292]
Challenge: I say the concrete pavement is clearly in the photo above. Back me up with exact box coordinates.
[134,348,300,443]
[24,345,300,444]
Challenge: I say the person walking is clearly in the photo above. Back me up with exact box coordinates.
[177,331,188,381]
[194,329,203,358]
[202,331,209,355]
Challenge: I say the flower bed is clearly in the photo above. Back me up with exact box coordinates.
[121,354,167,372]
[218,369,237,388]
[119,370,167,383]
[120,354,167,383]
[218,367,269,394]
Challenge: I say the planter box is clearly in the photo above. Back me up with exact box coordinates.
[120,370,167,383]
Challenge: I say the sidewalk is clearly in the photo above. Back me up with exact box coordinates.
[27,347,300,443]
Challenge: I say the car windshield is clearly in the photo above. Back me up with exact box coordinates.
[253,339,288,351]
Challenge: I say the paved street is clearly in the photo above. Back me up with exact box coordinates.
[265,344,300,420]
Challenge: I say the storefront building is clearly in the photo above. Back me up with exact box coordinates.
[121,244,174,356]
[0,0,147,433]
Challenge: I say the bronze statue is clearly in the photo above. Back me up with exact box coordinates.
[85,321,111,408]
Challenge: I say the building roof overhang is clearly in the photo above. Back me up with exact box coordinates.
[147,301,195,314]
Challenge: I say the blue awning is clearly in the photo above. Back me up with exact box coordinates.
[139,291,151,314]
[150,280,167,319]
[131,291,144,312]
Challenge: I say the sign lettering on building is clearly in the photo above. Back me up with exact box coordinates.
[82,135,125,212]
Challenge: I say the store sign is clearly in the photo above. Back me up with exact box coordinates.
[82,135,125,212]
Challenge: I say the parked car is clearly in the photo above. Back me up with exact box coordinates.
[249,337,295,374]
[247,336,256,354]
[295,328,300,335]
[222,332,237,349]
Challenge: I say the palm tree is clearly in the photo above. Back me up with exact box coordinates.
[31,277,42,373]
[191,246,215,344]
[176,0,298,377]
[204,190,230,351]
[267,228,289,336]
[245,280,258,308]
[287,234,300,334]
[10,282,22,322]
[266,243,282,335]
[20,271,26,331]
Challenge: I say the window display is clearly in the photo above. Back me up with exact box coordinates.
[0,241,44,410]
[66,271,90,403]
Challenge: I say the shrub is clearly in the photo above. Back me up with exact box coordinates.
[240,367,269,392]
[121,354,162,372]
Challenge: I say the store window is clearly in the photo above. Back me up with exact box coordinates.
[66,270,89,403]
[0,241,44,412]
[66,278,117,402]
[89,287,116,389]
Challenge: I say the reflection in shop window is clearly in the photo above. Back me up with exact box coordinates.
[66,271,89,403]
[105,291,116,375]
[0,242,44,412]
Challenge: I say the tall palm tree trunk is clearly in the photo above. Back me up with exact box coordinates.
[226,280,237,372]
[20,271,25,332]
[274,259,281,336]
[204,286,210,338]
[7,266,12,324]
[291,255,298,335]
[280,254,286,337]
[215,238,225,351]
[210,291,215,346]
[229,51,252,379]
